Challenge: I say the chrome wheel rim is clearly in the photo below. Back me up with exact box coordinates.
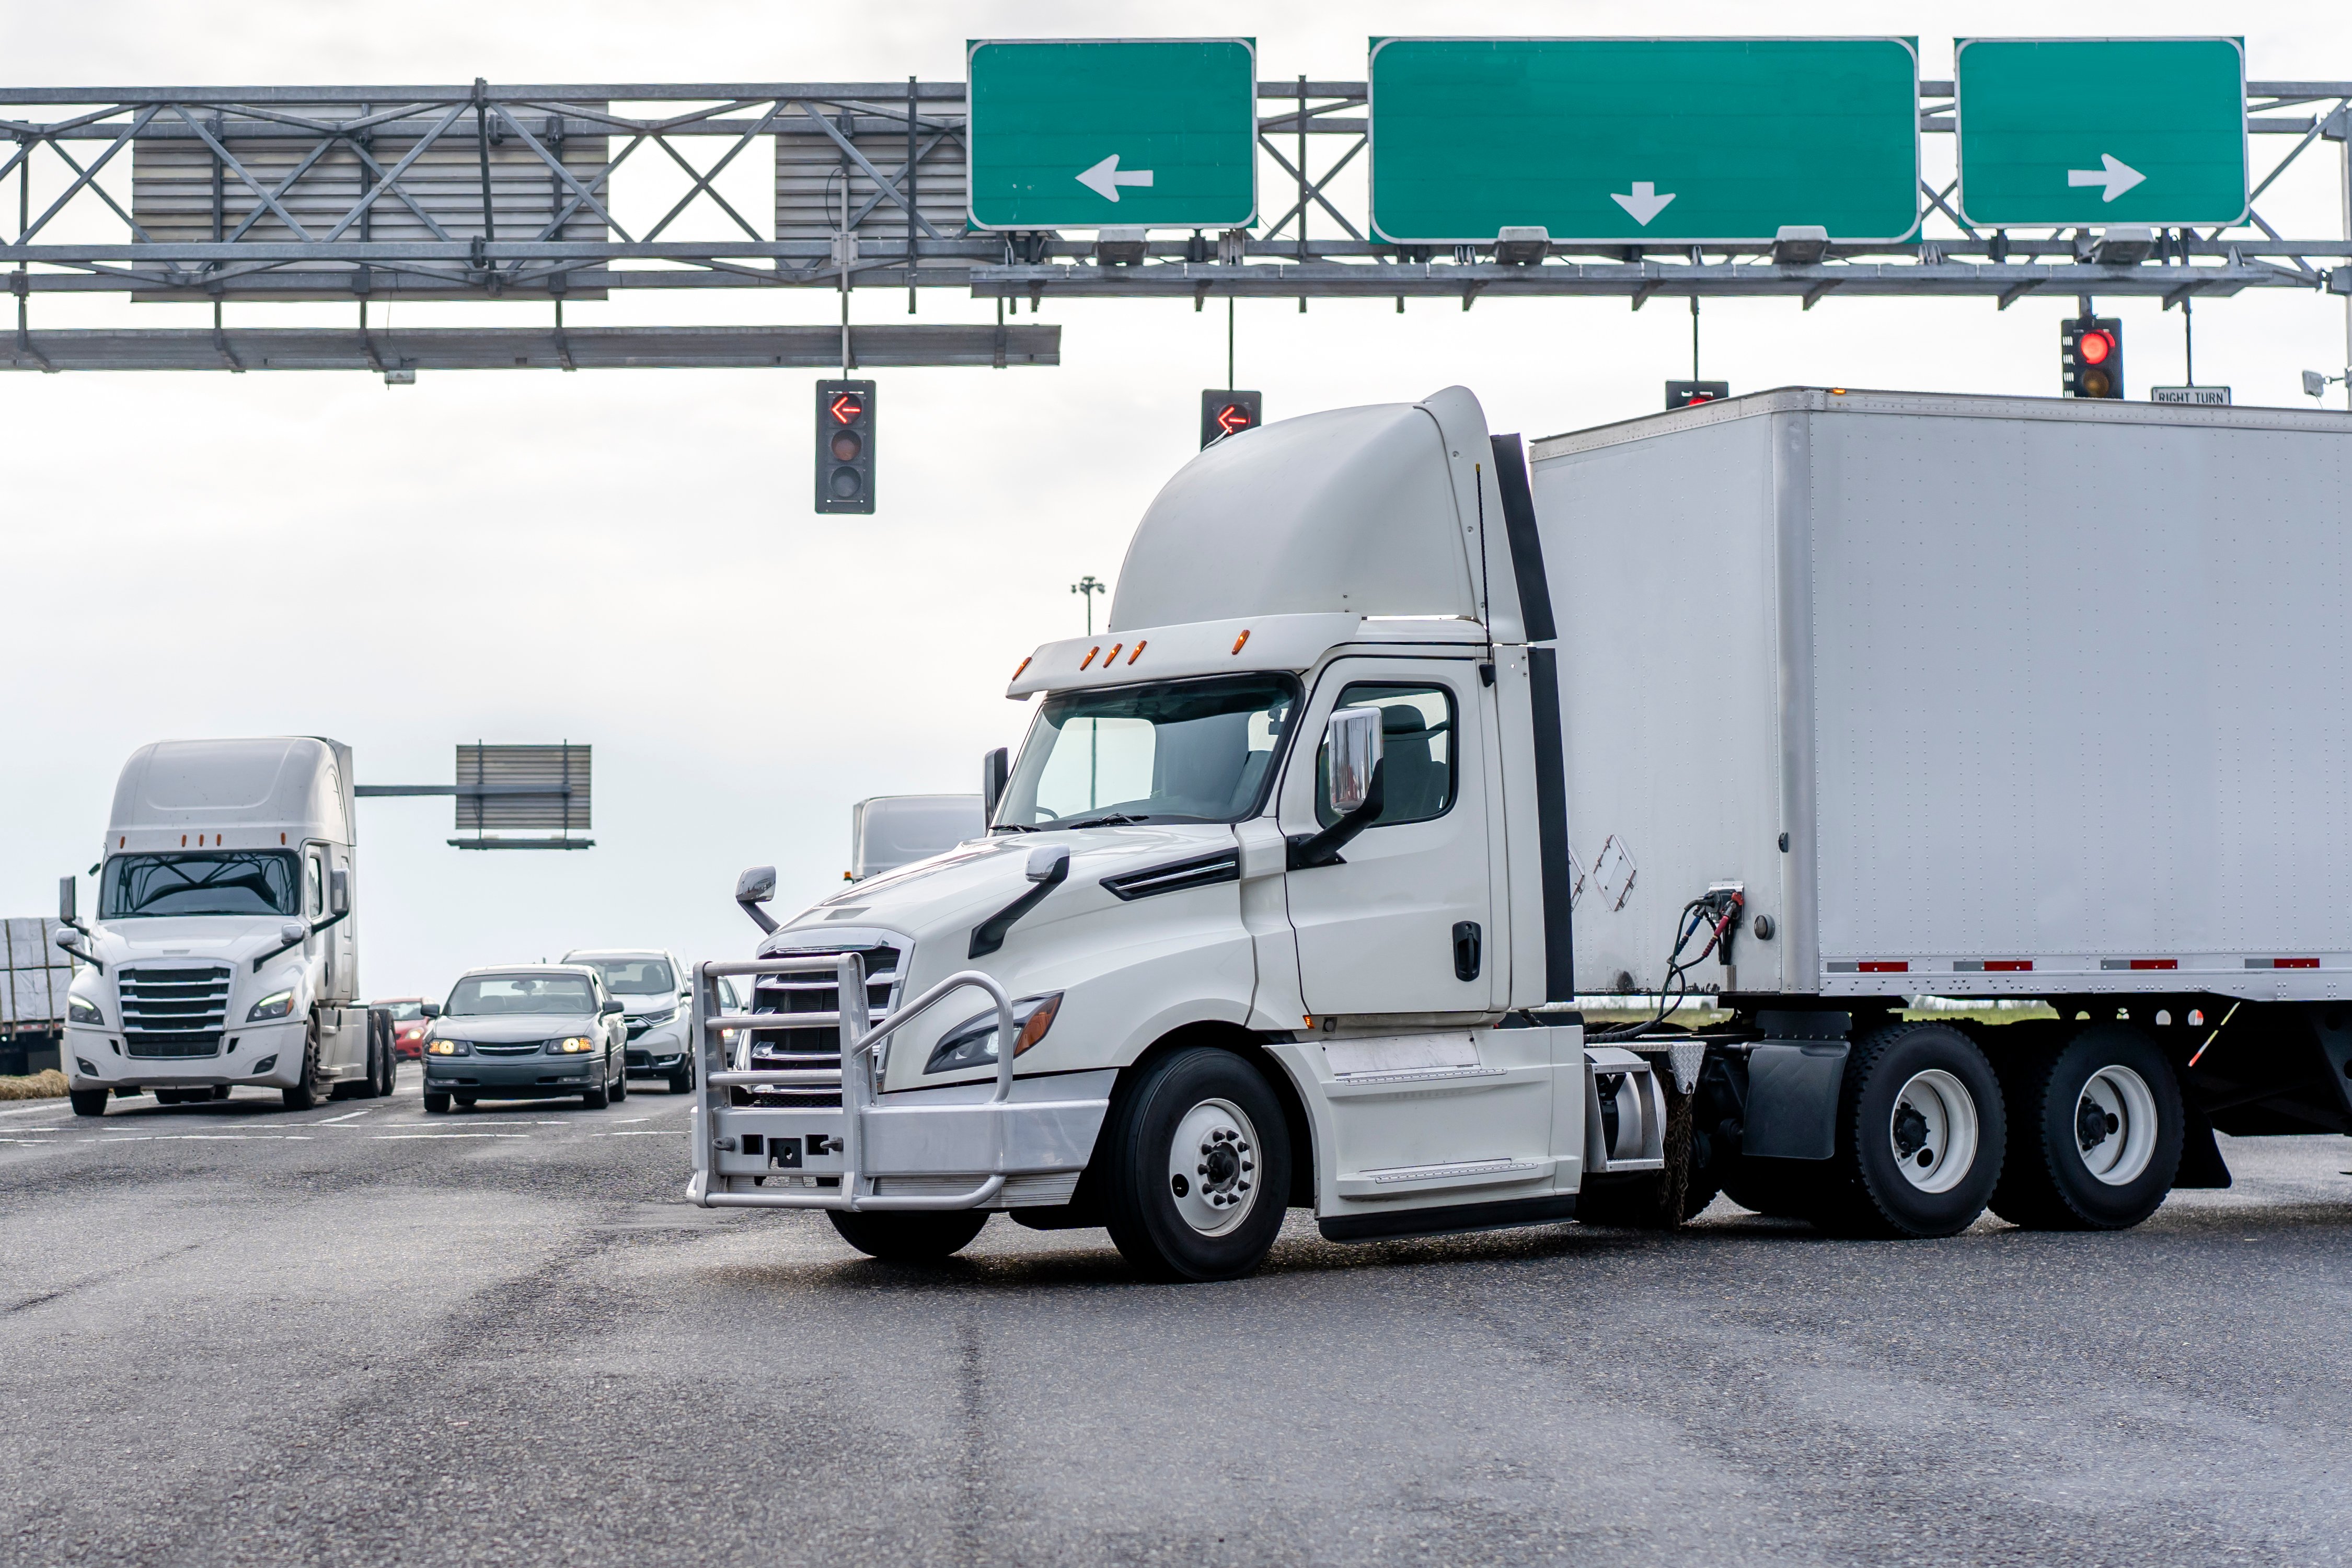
[1888,1068,1979,1194]
[2073,1065,2158,1186]
[1168,1097,1259,1236]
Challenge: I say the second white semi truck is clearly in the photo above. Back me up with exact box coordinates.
[693,386,2352,1281]
[57,737,390,1115]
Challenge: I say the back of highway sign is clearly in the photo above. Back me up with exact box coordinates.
[1954,39,2247,227]
[1368,38,1921,245]
[967,38,1258,231]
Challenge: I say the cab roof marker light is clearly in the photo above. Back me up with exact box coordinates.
[1128,641,1147,664]
[1104,643,1123,666]
[1079,646,1100,671]
[1231,629,1251,655]
[1012,656,1032,682]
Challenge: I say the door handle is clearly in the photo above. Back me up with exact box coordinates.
[1452,921,1483,983]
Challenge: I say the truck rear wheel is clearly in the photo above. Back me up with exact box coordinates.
[1100,1046,1292,1283]
[1816,1023,2005,1239]
[68,1089,109,1117]
[826,1209,989,1262]
[1990,1024,2181,1231]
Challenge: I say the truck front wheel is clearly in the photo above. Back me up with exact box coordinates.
[827,1210,988,1262]
[68,1088,109,1117]
[1100,1046,1292,1282]
[1990,1024,2181,1231]
[281,1014,330,1112]
[1818,1023,2005,1238]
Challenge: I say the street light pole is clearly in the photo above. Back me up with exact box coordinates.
[1071,574,1103,636]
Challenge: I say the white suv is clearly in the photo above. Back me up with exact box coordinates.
[562,949,696,1093]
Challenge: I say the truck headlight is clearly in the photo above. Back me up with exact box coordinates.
[925,993,1062,1075]
[246,989,296,1021]
[426,1037,470,1056]
[69,997,103,1027]
[549,1036,596,1054]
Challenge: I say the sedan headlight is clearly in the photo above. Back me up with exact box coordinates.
[924,993,1062,1076]
[246,989,296,1022]
[426,1037,471,1056]
[68,996,103,1027]
[549,1036,596,1054]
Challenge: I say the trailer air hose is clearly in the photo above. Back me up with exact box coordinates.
[1593,887,1745,1040]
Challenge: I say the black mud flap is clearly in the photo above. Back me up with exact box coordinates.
[2174,1101,2232,1189]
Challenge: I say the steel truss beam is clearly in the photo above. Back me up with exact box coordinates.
[1,76,2346,371]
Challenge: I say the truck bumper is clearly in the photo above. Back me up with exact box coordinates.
[64,1019,305,1089]
[690,1068,1115,1213]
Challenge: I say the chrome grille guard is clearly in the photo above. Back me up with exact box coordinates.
[686,953,1017,1212]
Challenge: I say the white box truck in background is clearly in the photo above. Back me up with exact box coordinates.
[57,737,393,1115]
[692,386,2352,1281]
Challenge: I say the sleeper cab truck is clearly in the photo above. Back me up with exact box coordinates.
[58,737,390,1115]
[691,386,2352,1281]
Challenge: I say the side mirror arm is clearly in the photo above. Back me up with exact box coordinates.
[251,908,349,973]
[970,847,1069,959]
[53,928,103,975]
[1285,763,1386,871]
[735,866,780,935]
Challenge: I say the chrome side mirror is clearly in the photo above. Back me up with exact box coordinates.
[281,920,309,946]
[1025,845,1069,883]
[58,874,76,924]
[735,865,779,935]
[1324,706,1384,817]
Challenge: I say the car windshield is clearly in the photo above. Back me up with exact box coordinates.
[995,674,1299,828]
[378,1001,425,1021]
[101,851,300,918]
[444,974,595,1016]
[579,958,675,995]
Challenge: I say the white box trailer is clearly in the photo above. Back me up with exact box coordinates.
[1528,388,2352,1007]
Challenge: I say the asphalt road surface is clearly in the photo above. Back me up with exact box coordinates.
[5,1067,2350,1567]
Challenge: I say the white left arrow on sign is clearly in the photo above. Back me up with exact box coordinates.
[1077,154,1156,203]
[2067,153,2147,203]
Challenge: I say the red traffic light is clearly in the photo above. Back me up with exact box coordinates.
[1214,402,1253,436]
[828,393,865,425]
[2079,330,2115,366]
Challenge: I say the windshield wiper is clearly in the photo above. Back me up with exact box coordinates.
[1056,812,1148,831]
[988,822,1040,834]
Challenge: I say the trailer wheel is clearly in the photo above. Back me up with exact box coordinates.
[281,1014,330,1111]
[68,1089,109,1117]
[1100,1047,1292,1282]
[1818,1023,2005,1238]
[827,1209,989,1262]
[1990,1024,2181,1231]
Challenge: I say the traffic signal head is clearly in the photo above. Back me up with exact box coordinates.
[1665,380,1730,409]
[815,379,875,514]
[2061,318,2124,400]
[1200,389,1263,448]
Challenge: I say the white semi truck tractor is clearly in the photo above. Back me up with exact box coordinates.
[57,737,390,1115]
[693,386,2352,1281]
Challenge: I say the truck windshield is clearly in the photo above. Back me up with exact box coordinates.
[996,674,1299,828]
[445,975,596,1015]
[578,958,675,995]
[101,851,300,918]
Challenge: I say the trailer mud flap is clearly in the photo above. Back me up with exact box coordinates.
[1741,1041,1849,1161]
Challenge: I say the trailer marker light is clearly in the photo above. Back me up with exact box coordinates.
[2101,958,2178,971]
[280,833,287,844]
[2245,957,2320,969]
[1128,641,1147,664]
[1011,656,1031,682]
[1858,961,1908,973]
[1953,960,2033,972]
[1104,643,1123,666]
[1079,646,1100,670]
[1232,629,1251,655]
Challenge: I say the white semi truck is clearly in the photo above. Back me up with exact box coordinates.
[57,737,391,1115]
[693,386,2352,1281]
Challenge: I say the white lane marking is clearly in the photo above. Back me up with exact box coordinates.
[613,1117,650,1124]
[1,1137,61,1144]
[316,1110,372,1124]
[601,1130,687,1136]
[374,1133,530,1140]
[98,1134,315,1142]
[2,1102,76,1117]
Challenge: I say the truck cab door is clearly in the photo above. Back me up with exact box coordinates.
[303,847,330,997]
[1278,656,1501,1017]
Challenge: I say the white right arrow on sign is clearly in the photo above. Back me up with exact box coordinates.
[1610,181,1677,226]
[2067,153,2147,203]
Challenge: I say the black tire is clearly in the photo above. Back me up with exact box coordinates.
[210,1085,231,1101]
[69,1088,109,1117]
[453,1093,477,1108]
[423,1091,452,1114]
[667,1062,694,1094]
[582,1066,610,1110]
[611,1056,628,1102]
[1577,1069,1703,1229]
[282,1014,329,1111]
[826,1209,989,1262]
[1990,1024,2182,1231]
[1100,1047,1292,1283]
[1815,1022,2005,1239]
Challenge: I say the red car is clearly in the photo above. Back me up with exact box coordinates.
[373,997,437,1060]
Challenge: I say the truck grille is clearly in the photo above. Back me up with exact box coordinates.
[119,965,230,1057]
[743,944,903,1109]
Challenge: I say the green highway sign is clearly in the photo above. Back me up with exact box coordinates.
[1368,38,1921,245]
[1955,39,2247,228]
[966,38,1257,231]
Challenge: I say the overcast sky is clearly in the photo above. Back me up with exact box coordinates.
[5,1,2349,1000]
